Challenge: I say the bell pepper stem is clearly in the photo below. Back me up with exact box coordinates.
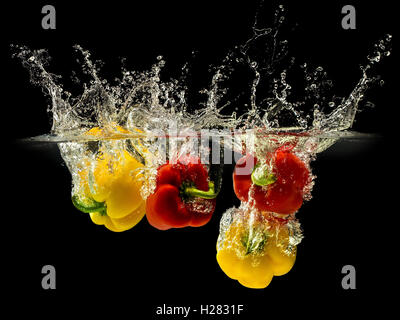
[184,182,219,199]
[251,163,277,187]
[242,227,268,255]
[72,195,107,215]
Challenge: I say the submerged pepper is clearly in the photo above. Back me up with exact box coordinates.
[216,212,296,289]
[233,145,310,215]
[146,156,219,230]
[72,127,146,232]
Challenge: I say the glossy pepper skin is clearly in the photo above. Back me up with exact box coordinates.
[233,146,310,215]
[216,216,296,289]
[72,127,146,232]
[146,156,218,230]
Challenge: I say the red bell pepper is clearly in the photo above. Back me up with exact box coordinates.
[146,156,219,230]
[233,145,310,215]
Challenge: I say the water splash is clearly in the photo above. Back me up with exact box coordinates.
[12,7,392,247]
[12,29,391,143]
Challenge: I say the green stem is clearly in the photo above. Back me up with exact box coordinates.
[251,164,277,187]
[72,195,107,215]
[184,182,219,199]
[241,228,268,255]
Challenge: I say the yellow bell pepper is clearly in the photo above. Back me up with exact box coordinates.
[72,126,146,232]
[216,210,296,289]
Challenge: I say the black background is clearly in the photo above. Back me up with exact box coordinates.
[1,0,397,318]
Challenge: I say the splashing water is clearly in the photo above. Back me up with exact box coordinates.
[12,7,392,252]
